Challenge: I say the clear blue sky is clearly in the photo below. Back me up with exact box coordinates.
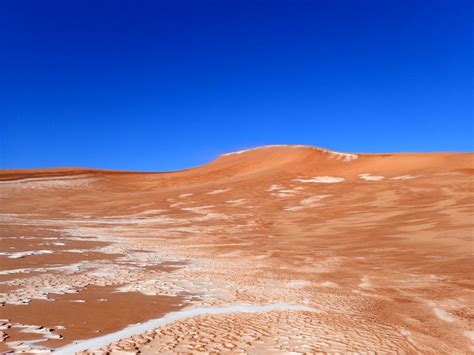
[1,0,472,171]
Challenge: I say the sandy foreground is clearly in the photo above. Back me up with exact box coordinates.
[0,145,473,354]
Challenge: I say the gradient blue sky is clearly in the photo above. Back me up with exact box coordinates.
[1,0,472,171]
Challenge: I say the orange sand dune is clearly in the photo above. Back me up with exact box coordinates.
[0,145,473,353]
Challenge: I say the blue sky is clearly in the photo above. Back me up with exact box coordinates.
[1,0,472,171]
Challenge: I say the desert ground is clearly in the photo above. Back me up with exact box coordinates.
[0,145,473,354]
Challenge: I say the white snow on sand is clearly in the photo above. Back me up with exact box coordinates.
[284,206,304,212]
[0,250,53,259]
[15,324,62,339]
[179,193,193,198]
[0,263,82,276]
[272,189,300,198]
[221,145,310,156]
[464,330,474,340]
[39,241,65,246]
[294,176,345,183]
[328,151,358,162]
[267,184,283,191]
[207,188,231,195]
[273,192,294,197]
[0,175,95,190]
[0,267,43,275]
[433,307,454,322]
[358,276,371,289]
[400,328,416,345]
[279,189,298,194]
[221,145,358,161]
[225,199,248,205]
[284,195,331,211]
[391,175,416,180]
[54,303,318,354]
[301,195,331,206]
[358,173,385,181]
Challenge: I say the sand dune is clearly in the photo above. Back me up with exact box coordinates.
[0,145,473,353]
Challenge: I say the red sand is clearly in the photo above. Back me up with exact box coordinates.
[0,145,473,353]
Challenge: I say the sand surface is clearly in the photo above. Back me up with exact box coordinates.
[0,145,473,353]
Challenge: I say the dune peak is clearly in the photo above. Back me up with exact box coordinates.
[221,144,358,162]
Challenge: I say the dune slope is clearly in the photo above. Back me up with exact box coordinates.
[0,145,473,353]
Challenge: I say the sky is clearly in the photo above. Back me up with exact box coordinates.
[1,0,472,171]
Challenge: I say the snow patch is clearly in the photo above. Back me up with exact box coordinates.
[267,184,283,191]
[221,145,310,156]
[0,175,95,190]
[0,268,40,275]
[328,151,358,162]
[221,145,358,161]
[358,276,371,289]
[284,206,304,211]
[179,193,193,198]
[294,176,345,183]
[391,175,416,180]
[14,324,63,339]
[0,263,82,276]
[400,328,415,345]
[433,307,454,322]
[0,250,53,259]
[301,195,331,206]
[53,263,82,274]
[284,195,331,211]
[39,241,65,246]
[225,199,248,206]
[279,189,298,194]
[464,330,474,341]
[358,173,385,181]
[207,188,231,195]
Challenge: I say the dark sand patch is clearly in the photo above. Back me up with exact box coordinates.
[144,260,188,273]
[1,285,184,352]
[0,237,109,252]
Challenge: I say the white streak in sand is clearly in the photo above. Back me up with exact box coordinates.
[206,188,231,195]
[433,307,454,322]
[54,303,317,354]
[221,145,358,161]
[179,193,193,198]
[284,195,331,211]
[294,176,345,183]
[391,175,416,180]
[267,184,283,191]
[358,173,385,181]
[0,250,53,259]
